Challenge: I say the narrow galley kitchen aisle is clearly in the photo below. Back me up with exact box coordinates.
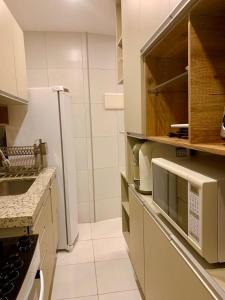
[51,218,142,300]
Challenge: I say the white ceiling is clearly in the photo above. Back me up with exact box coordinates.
[4,0,116,35]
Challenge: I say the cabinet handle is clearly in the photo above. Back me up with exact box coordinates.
[39,270,45,300]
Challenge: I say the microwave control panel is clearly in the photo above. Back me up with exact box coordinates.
[188,187,201,247]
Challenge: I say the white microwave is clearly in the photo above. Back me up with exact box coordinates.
[152,157,225,263]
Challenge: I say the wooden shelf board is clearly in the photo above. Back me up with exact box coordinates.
[122,201,130,216]
[117,35,123,48]
[147,136,225,156]
[149,71,188,94]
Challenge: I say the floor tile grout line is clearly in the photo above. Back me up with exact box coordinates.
[98,288,139,296]
[56,256,131,268]
[92,238,100,297]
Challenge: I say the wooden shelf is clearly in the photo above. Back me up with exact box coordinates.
[149,71,188,94]
[117,35,122,48]
[122,201,130,216]
[147,136,225,156]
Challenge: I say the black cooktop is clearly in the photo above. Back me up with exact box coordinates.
[0,235,38,300]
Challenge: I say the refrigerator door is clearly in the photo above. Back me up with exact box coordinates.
[8,87,78,249]
[59,92,79,247]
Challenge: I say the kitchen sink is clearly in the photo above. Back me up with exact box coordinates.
[0,178,36,196]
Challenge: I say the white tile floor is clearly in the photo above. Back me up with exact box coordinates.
[51,218,142,300]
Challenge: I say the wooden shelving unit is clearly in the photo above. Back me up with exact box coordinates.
[147,136,225,156]
[148,71,188,94]
[121,172,130,246]
[116,0,123,84]
[142,0,225,155]
[122,201,130,216]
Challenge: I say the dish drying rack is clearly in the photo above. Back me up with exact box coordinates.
[0,139,47,178]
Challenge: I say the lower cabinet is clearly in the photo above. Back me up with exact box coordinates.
[30,176,58,300]
[129,188,145,291]
[144,208,215,300]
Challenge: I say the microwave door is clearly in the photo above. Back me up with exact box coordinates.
[153,164,169,213]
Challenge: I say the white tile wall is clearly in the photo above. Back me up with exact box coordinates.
[95,198,122,221]
[72,103,87,138]
[91,104,117,137]
[89,69,117,103]
[48,68,85,101]
[46,32,83,68]
[24,31,124,223]
[88,34,116,69]
[26,69,49,87]
[24,32,47,69]
[94,168,120,200]
[92,136,118,169]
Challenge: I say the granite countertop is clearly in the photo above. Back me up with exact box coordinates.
[0,168,56,228]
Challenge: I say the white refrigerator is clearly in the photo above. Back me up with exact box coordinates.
[11,86,79,250]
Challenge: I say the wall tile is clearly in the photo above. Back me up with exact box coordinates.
[81,33,88,69]
[85,103,91,138]
[27,69,49,88]
[77,170,90,203]
[48,68,84,102]
[88,170,95,222]
[94,168,120,200]
[24,32,47,69]
[95,198,122,222]
[117,110,125,133]
[88,34,116,69]
[46,32,83,68]
[93,137,118,169]
[72,104,87,138]
[89,69,117,103]
[73,138,88,171]
[87,138,93,170]
[78,202,90,223]
[91,104,117,137]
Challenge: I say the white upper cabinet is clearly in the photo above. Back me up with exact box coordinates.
[139,0,170,49]
[122,0,144,134]
[13,20,28,100]
[0,0,28,102]
[170,0,186,13]
[0,0,17,96]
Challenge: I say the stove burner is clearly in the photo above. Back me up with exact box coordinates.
[0,235,38,300]
[0,265,19,283]
[6,254,23,270]
[0,281,14,296]
[17,236,33,252]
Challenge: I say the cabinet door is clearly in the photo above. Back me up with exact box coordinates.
[144,209,215,300]
[140,0,170,48]
[129,189,144,291]
[121,0,144,135]
[170,0,184,12]
[13,20,28,100]
[0,0,17,95]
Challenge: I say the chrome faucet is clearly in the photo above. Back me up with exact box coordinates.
[0,149,10,168]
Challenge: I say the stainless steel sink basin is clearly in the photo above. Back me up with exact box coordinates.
[0,178,36,196]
